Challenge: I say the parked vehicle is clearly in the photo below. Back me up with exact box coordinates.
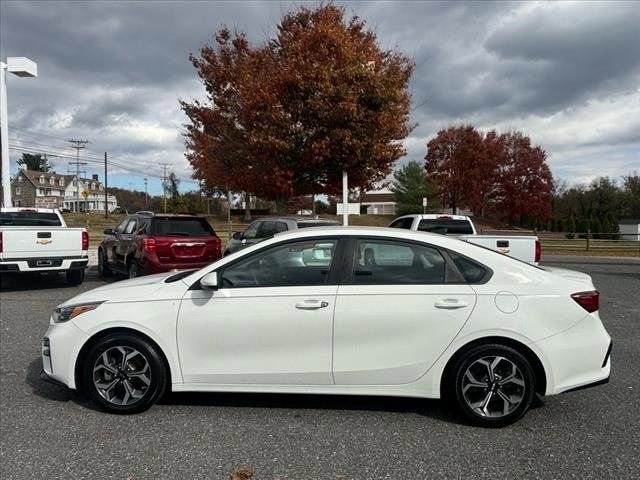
[224,216,341,255]
[98,212,222,279]
[42,226,610,426]
[0,208,88,285]
[389,214,541,264]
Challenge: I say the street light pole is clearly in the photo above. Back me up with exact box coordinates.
[342,170,349,226]
[0,57,37,207]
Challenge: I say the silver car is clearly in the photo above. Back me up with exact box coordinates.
[224,217,341,256]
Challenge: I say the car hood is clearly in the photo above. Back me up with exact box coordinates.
[543,266,595,289]
[60,272,180,306]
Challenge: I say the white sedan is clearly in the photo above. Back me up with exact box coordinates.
[42,227,611,427]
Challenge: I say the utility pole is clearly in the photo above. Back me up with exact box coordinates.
[144,177,148,208]
[159,163,170,213]
[67,138,88,213]
[104,152,108,217]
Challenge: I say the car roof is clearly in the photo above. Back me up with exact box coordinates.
[396,214,472,221]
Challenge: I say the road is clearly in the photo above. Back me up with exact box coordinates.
[1,258,639,480]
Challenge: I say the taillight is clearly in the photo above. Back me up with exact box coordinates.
[571,291,599,313]
[82,231,89,251]
[0,231,3,253]
[142,237,156,255]
[535,239,541,263]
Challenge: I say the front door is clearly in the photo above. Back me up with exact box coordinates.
[177,238,342,385]
[333,238,476,385]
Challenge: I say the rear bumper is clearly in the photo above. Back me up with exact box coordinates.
[139,256,219,274]
[0,255,88,273]
[536,314,611,395]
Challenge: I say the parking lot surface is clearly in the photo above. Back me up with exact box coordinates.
[1,258,639,480]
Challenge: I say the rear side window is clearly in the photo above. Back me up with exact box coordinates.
[0,211,62,226]
[150,218,215,237]
[389,217,414,229]
[418,219,474,235]
[352,239,446,285]
[448,251,487,283]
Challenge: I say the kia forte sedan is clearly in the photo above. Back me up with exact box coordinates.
[41,227,611,427]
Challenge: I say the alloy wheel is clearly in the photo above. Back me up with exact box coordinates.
[93,346,151,406]
[461,355,526,418]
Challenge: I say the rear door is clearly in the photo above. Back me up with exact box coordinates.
[332,237,476,385]
[104,217,129,269]
[151,217,220,266]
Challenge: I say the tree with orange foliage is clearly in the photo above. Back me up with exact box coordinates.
[182,4,414,214]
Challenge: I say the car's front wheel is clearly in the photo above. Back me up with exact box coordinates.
[82,333,167,414]
[97,249,111,277]
[447,344,535,427]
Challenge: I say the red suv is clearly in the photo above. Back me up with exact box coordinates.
[98,212,222,278]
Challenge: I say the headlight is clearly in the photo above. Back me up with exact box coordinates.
[52,301,104,323]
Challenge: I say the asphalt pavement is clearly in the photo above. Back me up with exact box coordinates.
[1,257,639,479]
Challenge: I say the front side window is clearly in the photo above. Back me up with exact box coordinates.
[242,221,261,240]
[114,218,130,234]
[257,221,277,238]
[389,217,415,229]
[352,239,446,285]
[124,218,138,234]
[221,239,337,288]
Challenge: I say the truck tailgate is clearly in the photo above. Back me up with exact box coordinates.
[461,235,538,264]
[0,227,85,259]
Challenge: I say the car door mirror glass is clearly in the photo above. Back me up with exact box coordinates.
[200,272,219,290]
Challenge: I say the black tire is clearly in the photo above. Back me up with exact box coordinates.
[127,260,139,279]
[446,343,535,427]
[82,333,167,414]
[66,269,85,285]
[98,249,111,277]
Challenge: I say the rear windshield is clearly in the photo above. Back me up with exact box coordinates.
[297,221,340,228]
[417,219,474,235]
[150,218,215,237]
[0,211,62,227]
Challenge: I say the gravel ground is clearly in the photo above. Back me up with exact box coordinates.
[0,258,639,480]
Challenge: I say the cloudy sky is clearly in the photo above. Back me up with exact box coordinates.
[2,0,639,195]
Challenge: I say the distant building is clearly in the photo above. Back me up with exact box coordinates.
[618,219,640,241]
[360,189,397,215]
[10,169,118,212]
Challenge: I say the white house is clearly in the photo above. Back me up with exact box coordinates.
[63,174,118,212]
[360,188,397,215]
[618,219,640,241]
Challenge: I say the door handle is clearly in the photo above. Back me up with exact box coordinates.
[295,300,329,310]
[434,299,469,309]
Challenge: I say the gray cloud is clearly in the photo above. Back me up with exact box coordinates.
[1,0,638,189]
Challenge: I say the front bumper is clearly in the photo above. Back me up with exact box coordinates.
[42,320,90,389]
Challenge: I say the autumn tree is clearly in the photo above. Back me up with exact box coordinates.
[182,3,413,214]
[17,153,53,172]
[493,131,553,223]
[424,125,485,214]
[391,160,439,215]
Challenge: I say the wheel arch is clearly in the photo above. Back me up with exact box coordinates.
[440,336,547,397]
[74,327,173,393]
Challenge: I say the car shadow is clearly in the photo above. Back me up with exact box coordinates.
[26,358,463,424]
[0,270,120,292]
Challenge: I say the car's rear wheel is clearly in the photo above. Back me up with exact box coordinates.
[448,344,535,427]
[98,249,111,277]
[66,269,85,285]
[83,333,167,414]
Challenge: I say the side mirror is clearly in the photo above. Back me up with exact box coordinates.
[231,231,242,240]
[200,272,219,290]
[104,228,114,235]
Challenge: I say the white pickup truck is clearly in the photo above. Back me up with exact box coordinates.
[389,214,540,264]
[0,208,89,284]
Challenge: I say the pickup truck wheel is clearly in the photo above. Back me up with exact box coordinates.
[98,249,111,277]
[66,269,85,285]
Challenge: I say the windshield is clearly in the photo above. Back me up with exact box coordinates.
[0,211,62,227]
[150,218,215,237]
[417,219,474,235]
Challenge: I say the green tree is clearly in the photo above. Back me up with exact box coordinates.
[591,217,602,237]
[569,215,576,234]
[391,160,439,215]
[17,153,53,172]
